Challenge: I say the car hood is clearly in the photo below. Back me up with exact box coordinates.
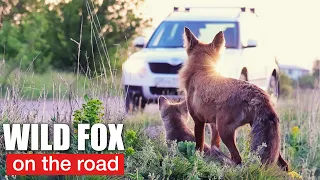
[129,48,243,65]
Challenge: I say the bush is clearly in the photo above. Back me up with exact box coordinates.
[279,72,293,98]
[280,84,293,98]
[296,75,315,89]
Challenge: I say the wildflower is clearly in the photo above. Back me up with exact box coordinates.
[291,126,300,135]
[288,171,302,179]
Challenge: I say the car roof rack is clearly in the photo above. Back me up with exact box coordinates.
[173,6,255,14]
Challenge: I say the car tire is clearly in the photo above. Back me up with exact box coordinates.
[268,75,279,106]
[125,93,147,113]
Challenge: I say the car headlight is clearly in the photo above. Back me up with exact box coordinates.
[123,58,147,77]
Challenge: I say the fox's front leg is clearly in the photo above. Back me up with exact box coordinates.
[194,120,205,152]
[210,123,220,149]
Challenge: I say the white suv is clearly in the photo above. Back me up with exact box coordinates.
[122,7,280,112]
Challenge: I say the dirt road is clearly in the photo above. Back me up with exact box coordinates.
[0,99,159,122]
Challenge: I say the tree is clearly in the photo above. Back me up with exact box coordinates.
[312,59,320,88]
[46,0,150,75]
[297,75,315,89]
[0,0,150,76]
[0,0,52,74]
[312,59,320,77]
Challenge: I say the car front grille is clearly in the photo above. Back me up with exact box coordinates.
[149,63,182,74]
[149,87,179,95]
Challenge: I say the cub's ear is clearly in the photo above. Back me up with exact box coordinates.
[183,27,198,50]
[212,31,225,49]
[178,100,188,114]
[158,96,169,110]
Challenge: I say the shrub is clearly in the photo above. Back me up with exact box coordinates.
[296,75,315,89]
[73,95,104,129]
[279,72,293,98]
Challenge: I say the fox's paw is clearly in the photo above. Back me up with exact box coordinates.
[282,163,289,172]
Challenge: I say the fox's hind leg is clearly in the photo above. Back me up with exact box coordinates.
[278,153,289,171]
[210,123,220,149]
[217,114,242,165]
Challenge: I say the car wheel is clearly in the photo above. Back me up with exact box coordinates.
[125,93,147,113]
[268,75,279,106]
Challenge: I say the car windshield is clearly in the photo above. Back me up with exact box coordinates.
[146,21,238,48]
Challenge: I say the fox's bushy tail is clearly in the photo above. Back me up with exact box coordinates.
[250,111,281,165]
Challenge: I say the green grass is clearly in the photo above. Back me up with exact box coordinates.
[0,70,123,100]
[120,91,320,179]
[0,68,316,179]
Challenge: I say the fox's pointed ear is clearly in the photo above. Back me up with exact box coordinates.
[184,27,198,50]
[158,96,169,110]
[178,100,188,114]
[212,31,225,49]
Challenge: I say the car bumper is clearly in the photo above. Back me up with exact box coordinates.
[124,85,183,101]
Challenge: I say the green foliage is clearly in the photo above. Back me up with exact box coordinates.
[71,95,104,153]
[177,141,196,160]
[124,136,289,180]
[0,70,122,100]
[0,0,150,75]
[279,72,293,97]
[73,95,104,129]
[312,59,320,78]
[124,130,138,156]
[240,126,252,163]
[125,170,145,180]
[296,75,315,89]
[0,9,52,76]
[285,126,309,171]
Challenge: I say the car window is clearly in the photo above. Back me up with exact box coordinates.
[198,24,236,44]
[147,21,239,48]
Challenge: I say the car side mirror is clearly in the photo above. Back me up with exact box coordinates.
[243,39,257,48]
[133,36,145,48]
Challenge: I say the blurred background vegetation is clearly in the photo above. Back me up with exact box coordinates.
[0,0,151,99]
[1,0,319,100]
[280,59,320,98]
[0,0,150,77]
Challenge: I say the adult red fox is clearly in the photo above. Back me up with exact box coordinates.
[158,96,234,166]
[178,27,288,171]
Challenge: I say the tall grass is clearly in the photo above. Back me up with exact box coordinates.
[0,0,129,123]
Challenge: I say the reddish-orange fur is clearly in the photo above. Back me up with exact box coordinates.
[179,27,289,171]
[158,96,234,165]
